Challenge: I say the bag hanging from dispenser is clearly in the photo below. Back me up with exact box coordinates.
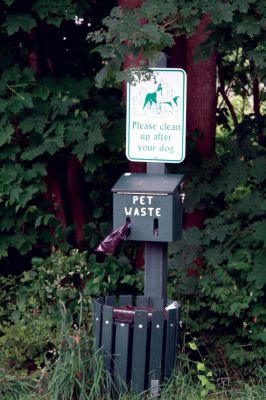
[95,219,131,255]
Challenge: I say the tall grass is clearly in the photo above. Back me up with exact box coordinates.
[0,296,264,400]
[0,367,35,400]
[0,359,265,400]
[118,364,266,400]
[47,298,115,400]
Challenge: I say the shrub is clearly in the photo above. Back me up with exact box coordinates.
[0,250,132,369]
[169,140,266,370]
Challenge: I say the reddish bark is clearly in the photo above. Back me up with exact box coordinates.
[28,27,87,246]
[119,0,146,267]
[28,28,68,234]
[183,208,207,230]
[46,166,68,230]
[122,50,147,174]
[119,0,146,176]
[186,16,217,230]
[28,49,41,75]
[66,156,86,247]
[28,29,41,74]
[134,243,145,270]
[122,50,147,100]
[168,35,187,70]
[118,0,143,8]
[186,14,217,159]
[170,16,217,230]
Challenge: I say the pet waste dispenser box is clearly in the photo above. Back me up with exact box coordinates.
[112,173,184,242]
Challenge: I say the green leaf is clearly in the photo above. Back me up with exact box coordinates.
[3,0,16,6]
[231,0,257,13]
[20,116,47,134]
[20,92,34,109]
[83,154,103,173]
[208,2,233,23]
[196,362,206,372]
[250,157,266,184]
[236,20,261,37]
[11,309,21,322]
[21,135,64,160]
[198,375,209,387]
[92,207,104,219]
[251,220,266,246]
[33,85,50,100]
[198,374,216,390]
[73,122,105,160]
[3,14,37,35]
[248,265,266,290]
[247,252,266,289]
[33,0,77,25]
[0,125,15,146]
[188,342,198,351]
[95,58,122,88]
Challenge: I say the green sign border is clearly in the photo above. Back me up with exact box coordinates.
[126,68,187,163]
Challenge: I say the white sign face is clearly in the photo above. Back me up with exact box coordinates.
[126,68,187,163]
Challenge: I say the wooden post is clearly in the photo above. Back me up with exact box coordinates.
[144,55,169,303]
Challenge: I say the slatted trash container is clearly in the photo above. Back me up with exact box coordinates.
[93,295,180,395]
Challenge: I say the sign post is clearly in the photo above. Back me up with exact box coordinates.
[93,64,186,396]
[126,67,187,303]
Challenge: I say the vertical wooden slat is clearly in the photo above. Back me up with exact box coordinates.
[175,303,181,354]
[114,322,130,392]
[151,297,164,310]
[136,296,149,307]
[93,300,103,349]
[105,295,116,306]
[119,295,133,306]
[131,310,148,394]
[97,297,105,304]
[163,309,177,380]
[101,305,114,372]
[148,310,164,392]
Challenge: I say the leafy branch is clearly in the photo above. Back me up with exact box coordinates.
[217,56,239,131]
[7,84,25,100]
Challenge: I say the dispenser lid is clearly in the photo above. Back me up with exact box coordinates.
[112,173,184,194]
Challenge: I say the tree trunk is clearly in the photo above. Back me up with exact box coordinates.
[28,26,87,246]
[168,35,187,70]
[170,16,217,230]
[28,28,68,234]
[186,14,217,159]
[118,0,146,176]
[185,16,216,228]
[46,165,68,230]
[118,0,143,9]
[66,156,86,247]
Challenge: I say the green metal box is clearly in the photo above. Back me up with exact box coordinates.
[112,173,184,242]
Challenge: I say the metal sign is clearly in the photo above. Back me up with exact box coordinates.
[126,68,187,163]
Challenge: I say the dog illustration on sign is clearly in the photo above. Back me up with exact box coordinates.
[143,83,162,109]
[143,83,179,114]
[163,96,179,109]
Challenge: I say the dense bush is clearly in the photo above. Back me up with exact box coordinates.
[0,250,132,369]
[168,135,266,369]
[0,0,265,382]
[0,0,125,269]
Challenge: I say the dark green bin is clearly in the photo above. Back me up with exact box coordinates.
[93,295,180,396]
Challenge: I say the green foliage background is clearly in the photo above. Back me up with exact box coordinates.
[0,0,265,375]
[0,0,125,265]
